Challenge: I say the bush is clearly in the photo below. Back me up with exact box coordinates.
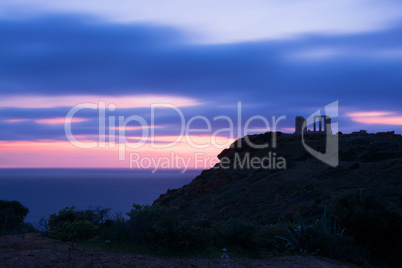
[0,200,29,235]
[46,206,111,242]
[126,204,174,246]
[100,212,127,242]
[126,204,211,252]
[51,220,98,242]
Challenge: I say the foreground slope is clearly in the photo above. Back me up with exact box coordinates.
[0,233,355,268]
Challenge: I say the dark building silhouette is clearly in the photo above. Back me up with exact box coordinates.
[294,115,332,134]
[295,116,306,134]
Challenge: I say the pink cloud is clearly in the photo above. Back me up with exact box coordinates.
[35,118,88,124]
[347,111,402,125]
[114,125,163,131]
[5,119,29,123]
[0,94,203,108]
[346,111,392,117]
[5,118,88,124]
[281,127,295,133]
[351,116,402,125]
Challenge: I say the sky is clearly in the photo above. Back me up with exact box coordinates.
[1,0,402,168]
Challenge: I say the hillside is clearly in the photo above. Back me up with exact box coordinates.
[154,132,402,224]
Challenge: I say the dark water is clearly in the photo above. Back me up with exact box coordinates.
[0,169,200,225]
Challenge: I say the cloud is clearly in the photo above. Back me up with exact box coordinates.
[5,117,88,124]
[36,118,88,124]
[0,94,203,108]
[1,15,401,109]
[0,14,401,144]
[1,2,402,167]
[287,48,402,61]
[347,111,402,125]
[347,112,392,117]
[1,0,402,44]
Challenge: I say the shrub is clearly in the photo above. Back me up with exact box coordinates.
[51,220,98,242]
[0,200,29,235]
[275,209,359,262]
[46,206,111,242]
[126,204,212,252]
[100,212,127,242]
[329,191,402,264]
[126,204,175,246]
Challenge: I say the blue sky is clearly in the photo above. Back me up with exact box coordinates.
[0,0,401,167]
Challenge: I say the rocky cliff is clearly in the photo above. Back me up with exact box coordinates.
[154,132,402,224]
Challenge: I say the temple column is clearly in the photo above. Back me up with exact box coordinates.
[314,119,316,132]
[319,116,322,132]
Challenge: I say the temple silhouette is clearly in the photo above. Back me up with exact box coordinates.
[294,115,332,134]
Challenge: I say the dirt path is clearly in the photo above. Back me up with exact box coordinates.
[0,233,358,268]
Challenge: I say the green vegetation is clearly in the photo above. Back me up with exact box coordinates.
[0,200,35,235]
[36,194,402,267]
[43,206,111,242]
[3,196,399,266]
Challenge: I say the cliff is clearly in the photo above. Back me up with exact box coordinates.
[154,132,402,224]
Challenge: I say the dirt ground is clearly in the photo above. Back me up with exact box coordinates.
[0,233,359,268]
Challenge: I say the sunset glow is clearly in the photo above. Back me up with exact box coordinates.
[350,116,402,125]
[0,135,235,169]
[347,111,402,126]
[1,0,401,168]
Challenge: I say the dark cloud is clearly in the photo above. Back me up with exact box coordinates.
[1,14,401,139]
[1,102,400,142]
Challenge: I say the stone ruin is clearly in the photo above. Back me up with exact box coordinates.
[294,117,400,137]
[294,115,332,134]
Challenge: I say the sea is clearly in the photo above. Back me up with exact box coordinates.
[0,169,200,226]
